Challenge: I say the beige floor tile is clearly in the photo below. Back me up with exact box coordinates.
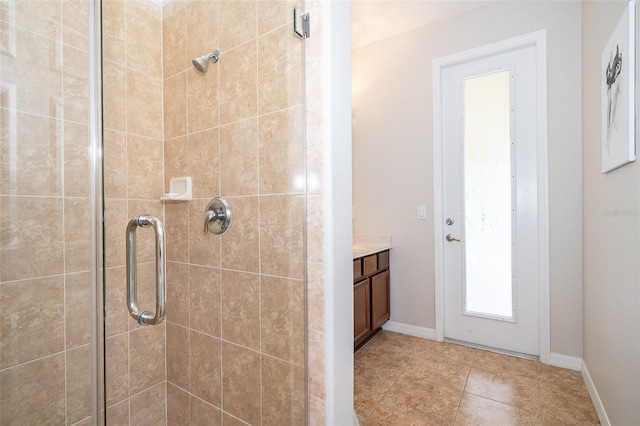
[472,350,538,380]
[540,386,599,425]
[354,397,378,424]
[354,332,600,426]
[402,356,470,390]
[380,373,461,425]
[454,392,541,425]
[355,339,417,370]
[354,361,402,402]
[416,339,477,366]
[365,405,437,426]
[465,364,539,409]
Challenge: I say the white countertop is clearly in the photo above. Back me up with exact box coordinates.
[353,244,392,259]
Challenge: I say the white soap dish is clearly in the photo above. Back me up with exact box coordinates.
[161,177,192,201]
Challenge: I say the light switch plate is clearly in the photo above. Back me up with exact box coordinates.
[417,205,427,220]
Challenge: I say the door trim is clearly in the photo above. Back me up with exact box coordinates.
[432,30,550,363]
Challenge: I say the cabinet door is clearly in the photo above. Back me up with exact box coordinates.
[354,280,371,347]
[371,270,390,330]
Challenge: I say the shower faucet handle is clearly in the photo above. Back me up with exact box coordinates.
[203,197,232,235]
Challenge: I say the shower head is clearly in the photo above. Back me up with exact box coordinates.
[192,49,220,74]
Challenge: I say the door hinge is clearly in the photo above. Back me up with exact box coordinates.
[293,7,310,39]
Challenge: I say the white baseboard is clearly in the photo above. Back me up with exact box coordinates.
[581,361,611,426]
[381,321,436,340]
[548,352,582,371]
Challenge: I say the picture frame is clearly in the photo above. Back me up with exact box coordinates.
[601,0,636,173]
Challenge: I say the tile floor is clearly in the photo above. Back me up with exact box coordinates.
[354,331,600,425]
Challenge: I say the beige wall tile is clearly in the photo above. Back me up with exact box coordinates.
[0,26,62,118]
[221,270,259,350]
[0,276,64,368]
[259,195,304,279]
[186,0,219,72]
[65,271,91,349]
[222,342,261,425]
[188,128,220,198]
[164,72,188,139]
[106,399,129,425]
[106,333,129,407]
[219,119,258,196]
[126,70,163,140]
[167,261,190,326]
[220,1,257,51]
[102,0,125,65]
[189,265,221,337]
[219,42,257,125]
[306,125,324,194]
[307,262,325,332]
[105,267,129,337]
[127,134,164,199]
[261,276,305,365]
[66,344,92,424]
[103,60,126,132]
[0,196,63,281]
[221,196,259,273]
[167,382,190,424]
[257,26,302,115]
[64,197,91,273]
[104,130,127,199]
[258,107,303,194]
[164,136,188,197]
[63,45,89,124]
[308,329,325,400]
[261,356,305,426]
[165,202,189,263]
[0,354,65,424]
[306,195,324,263]
[130,382,167,425]
[129,324,165,394]
[188,198,221,267]
[167,322,190,390]
[64,122,90,197]
[187,66,219,133]
[163,7,187,78]
[1,112,62,196]
[191,395,222,425]
[125,1,162,78]
[11,0,61,39]
[104,198,127,268]
[258,0,295,35]
[62,0,89,51]
[308,395,326,426]
[222,413,248,426]
[190,331,221,406]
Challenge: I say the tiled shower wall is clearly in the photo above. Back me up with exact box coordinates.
[160,1,308,424]
[0,1,95,424]
[102,0,168,423]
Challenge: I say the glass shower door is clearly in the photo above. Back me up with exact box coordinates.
[0,0,101,424]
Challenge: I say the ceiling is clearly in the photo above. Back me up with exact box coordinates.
[351,1,492,49]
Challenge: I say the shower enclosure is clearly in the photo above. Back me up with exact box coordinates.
[0,0,309,424]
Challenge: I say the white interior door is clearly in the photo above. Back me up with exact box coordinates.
[441,46,539,356]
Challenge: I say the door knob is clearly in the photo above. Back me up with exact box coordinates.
[446,234,460,242]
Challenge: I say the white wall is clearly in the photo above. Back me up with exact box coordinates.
[582,1,640,424]
[352,1,583,357]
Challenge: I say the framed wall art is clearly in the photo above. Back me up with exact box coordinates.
[601,0,636,173]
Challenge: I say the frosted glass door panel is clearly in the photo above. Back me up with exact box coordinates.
[463,71,514,319]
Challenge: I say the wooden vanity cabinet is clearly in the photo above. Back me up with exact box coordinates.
[354,250,390,350]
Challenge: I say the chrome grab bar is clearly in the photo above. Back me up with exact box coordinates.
[126,213,166,326]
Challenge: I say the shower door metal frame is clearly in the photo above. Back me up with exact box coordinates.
[89,0,106,423]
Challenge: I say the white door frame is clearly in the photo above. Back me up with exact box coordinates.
[432,30,550,363]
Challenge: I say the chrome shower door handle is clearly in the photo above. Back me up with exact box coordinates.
[126,213,166,326]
